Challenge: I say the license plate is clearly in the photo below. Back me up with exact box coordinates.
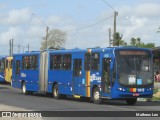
[133,93,139,96]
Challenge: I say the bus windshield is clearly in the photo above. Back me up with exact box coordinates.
[116,51,153,86]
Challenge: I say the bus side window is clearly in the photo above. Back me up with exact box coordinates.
[31,55,38,70]
[6,60,8,69]
[85,53,100,71]
[112,63,116,86]
[74,59,82,76]
[91,53,99,71]
[16,60,20,74]
[63,54,71,70]
[50,55,54,70]
[53,55,62,70]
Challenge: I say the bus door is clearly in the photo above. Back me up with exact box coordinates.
[8,59,12,82]
[39,51,48,92]
[73,59,82,95]
[102,58,111,95]
[5,59,9,82]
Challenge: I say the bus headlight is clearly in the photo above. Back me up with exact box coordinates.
[147,88,153,91]
[117,88,125,92]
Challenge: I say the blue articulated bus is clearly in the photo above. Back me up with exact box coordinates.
[0,56,6,82]
[12,47,154,105]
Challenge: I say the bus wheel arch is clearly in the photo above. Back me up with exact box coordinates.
[22,80,27,95]
[21,80,32,95]
[125,98,137,105]
[52,82,61,99]
[92,85,102,104]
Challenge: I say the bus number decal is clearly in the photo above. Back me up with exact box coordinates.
[21,73,26,78]
[90,74,101,82]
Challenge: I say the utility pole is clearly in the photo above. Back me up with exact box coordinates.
[9,39,14,56]
[108,28,112,47]
[11,39,13,56]
[9,40,11,57]
[32,13,49,50]
[46,26,49,49]
[18,44,20,53]
[28,44,29,52]
[113,11,118,46]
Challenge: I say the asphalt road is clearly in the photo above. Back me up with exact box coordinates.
[0,83,160,120]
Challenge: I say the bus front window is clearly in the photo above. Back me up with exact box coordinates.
[117,56,153,86]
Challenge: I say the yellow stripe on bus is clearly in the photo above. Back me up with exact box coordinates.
[86,71,90,97]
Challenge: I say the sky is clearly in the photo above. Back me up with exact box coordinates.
[0,0,160,55]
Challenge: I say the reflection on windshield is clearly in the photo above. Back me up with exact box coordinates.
[117,57,153,86]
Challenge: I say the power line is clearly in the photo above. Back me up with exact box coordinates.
[32,13,47,26]
[102,0,115,11]
[13,44,38,49]
[67,15,113,32]
[76,15,113,31]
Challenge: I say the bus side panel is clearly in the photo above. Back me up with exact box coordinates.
[48,70,73,95]
[12,56,21,89]
[0,58,5,82]
[0,72,5,82]
[21,70,39,92]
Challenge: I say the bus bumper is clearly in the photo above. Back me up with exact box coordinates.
[111,90,153,99]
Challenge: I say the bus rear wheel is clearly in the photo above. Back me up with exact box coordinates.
[126,98,137,105]
[22,82,28,95]
[92,87,102,104]
[22,82,32,95]
[53,84,61,99]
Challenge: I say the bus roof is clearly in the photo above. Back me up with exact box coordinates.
[6,57,13,60]
[13,46,151,56]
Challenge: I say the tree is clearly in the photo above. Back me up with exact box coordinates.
[130,37,137,46]
[113,32,125,46]
[129,37,155,48]
[139,43,155,48]
[120,40,128,46]
[40,29,66,50]
[137,38,141,46]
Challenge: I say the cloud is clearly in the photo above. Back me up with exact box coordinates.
[0,8,32,26]
[135,3,160,17]
[0,3,7,9]
[115,2,160,46]
[27,26,45,38]
[0,27,24,44]
[47,16,61,25]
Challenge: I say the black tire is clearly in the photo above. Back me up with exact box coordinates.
[92,87,102,104]
[53,84,61,99]
[22,82,29,95]
[126,98,137,105]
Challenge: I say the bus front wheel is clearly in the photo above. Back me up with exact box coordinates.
[126,98,137,105]
[22,82,28,95]
[92,87,102,104]
[53,84,61,99]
